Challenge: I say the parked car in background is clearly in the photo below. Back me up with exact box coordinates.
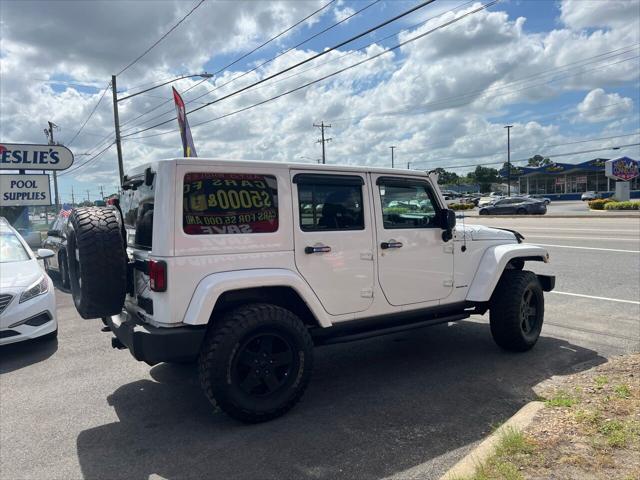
[527,194,551,205]
[478,194,503,207]
[0,218,57,345]
[581,191,602,201]
[479,197,547,215]
[42,210,72,288]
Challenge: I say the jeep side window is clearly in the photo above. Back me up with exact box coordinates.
[378,180,440,229]
[183,172,279,235]
[296,177,364,232]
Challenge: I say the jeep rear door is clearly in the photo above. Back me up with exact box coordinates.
[291,171,374,316]
[372,175,453,305]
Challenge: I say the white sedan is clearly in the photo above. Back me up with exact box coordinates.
[0,219,57,345]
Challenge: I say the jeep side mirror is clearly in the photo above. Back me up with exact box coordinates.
[440,209,456,230]
[47,230,59,237]
[440,209,456,242]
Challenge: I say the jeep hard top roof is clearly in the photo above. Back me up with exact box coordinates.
[127,158,431,178]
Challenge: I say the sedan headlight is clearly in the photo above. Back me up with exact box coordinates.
[19,276,49,303]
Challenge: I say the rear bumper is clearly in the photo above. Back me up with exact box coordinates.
[107,311,206,365]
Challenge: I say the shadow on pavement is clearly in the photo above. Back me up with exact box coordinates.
[76,321,605,480]
[0,336,58,374]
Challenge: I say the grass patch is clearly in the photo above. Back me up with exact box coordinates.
[461,428,536,480]
[495,427,536,457]
[545,390,578,408]
[599,419,627,447]
[594,375,609,388]
[614,384,631,399]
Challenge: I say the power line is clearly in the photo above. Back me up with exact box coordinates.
[121,0,440,138]
[116,0,207,77]
[62,0,207,149]
[327,43,640,124]
[65,84,110,146]
[58,142,115,177]
[408,135,640,170]
[174,0,382,111]
[119,0,339,131]
[406,129,640,163]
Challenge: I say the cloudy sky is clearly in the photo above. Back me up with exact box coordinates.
[1,0,639,202]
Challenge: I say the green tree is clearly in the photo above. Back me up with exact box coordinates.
[432,167,459,185]
[468,166,500,193]
[527,154,551,167]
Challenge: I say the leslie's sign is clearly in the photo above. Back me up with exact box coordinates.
[0,143,74,171]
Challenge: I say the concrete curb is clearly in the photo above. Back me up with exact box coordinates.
[439,401,545,480]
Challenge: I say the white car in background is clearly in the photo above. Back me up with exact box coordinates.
[0,218,57,345]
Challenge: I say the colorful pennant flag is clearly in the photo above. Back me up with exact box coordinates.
[172,87,198,157]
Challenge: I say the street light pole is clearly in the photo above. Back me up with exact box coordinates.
[390,146,396,168]
[504,125,513,196]
[111,72,213,186]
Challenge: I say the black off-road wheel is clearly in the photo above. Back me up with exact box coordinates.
[66,208,127,319]
[490,270,544,352]
[198,303,314,423]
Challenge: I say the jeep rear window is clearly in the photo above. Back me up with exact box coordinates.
[121,173,155,249]
[183,173,278,235]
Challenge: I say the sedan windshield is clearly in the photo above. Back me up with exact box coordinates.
[0,233,30,263]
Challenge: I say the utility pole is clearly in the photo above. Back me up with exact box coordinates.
[504,125,513,197]
[86,190,90,203]
[100,185,104,200]
[45,121,60,210]
[389,146,396,168]
[313,122,331,164]
[407,161,411,169]
[111,75,125,186]
[71,185,75,206]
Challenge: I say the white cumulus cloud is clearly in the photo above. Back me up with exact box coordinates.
[576,88,634,123]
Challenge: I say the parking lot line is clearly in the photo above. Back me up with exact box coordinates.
[512,227,639,233]
[525,235,640,242]
[532,243,640,254]
[551,291,640,305]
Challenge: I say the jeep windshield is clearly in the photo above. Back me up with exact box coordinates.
[120,170,155,250]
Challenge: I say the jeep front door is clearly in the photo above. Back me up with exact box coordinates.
[291,172,374,316]
[373,176,453,305]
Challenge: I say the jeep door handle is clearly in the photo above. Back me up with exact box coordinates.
[381,241,403,249]
[305,245,331,254]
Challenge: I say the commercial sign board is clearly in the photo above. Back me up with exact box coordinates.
[0,143,74,171]
[605,157,639,182]
[0,174,51,206]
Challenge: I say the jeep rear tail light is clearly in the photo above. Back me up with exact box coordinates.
[148,260,167,292]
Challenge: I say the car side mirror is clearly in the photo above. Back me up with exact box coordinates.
[47,230,59,237]
[37,248,55,259]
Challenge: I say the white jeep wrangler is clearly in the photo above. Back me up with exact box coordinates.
[66,159,554,423]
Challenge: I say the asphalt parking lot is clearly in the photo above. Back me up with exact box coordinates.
[1,216,639,480]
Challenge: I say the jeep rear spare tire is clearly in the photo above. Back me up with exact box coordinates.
[66,207,127,319]
[198,303,314,423]
[489,270,544,351]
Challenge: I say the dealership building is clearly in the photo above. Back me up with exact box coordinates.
[503,157,640,200]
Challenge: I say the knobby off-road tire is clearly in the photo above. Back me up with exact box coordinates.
[490,270,544,352]
[66,208,127,319]
[199,303,314,423]
[59,252,70,289]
